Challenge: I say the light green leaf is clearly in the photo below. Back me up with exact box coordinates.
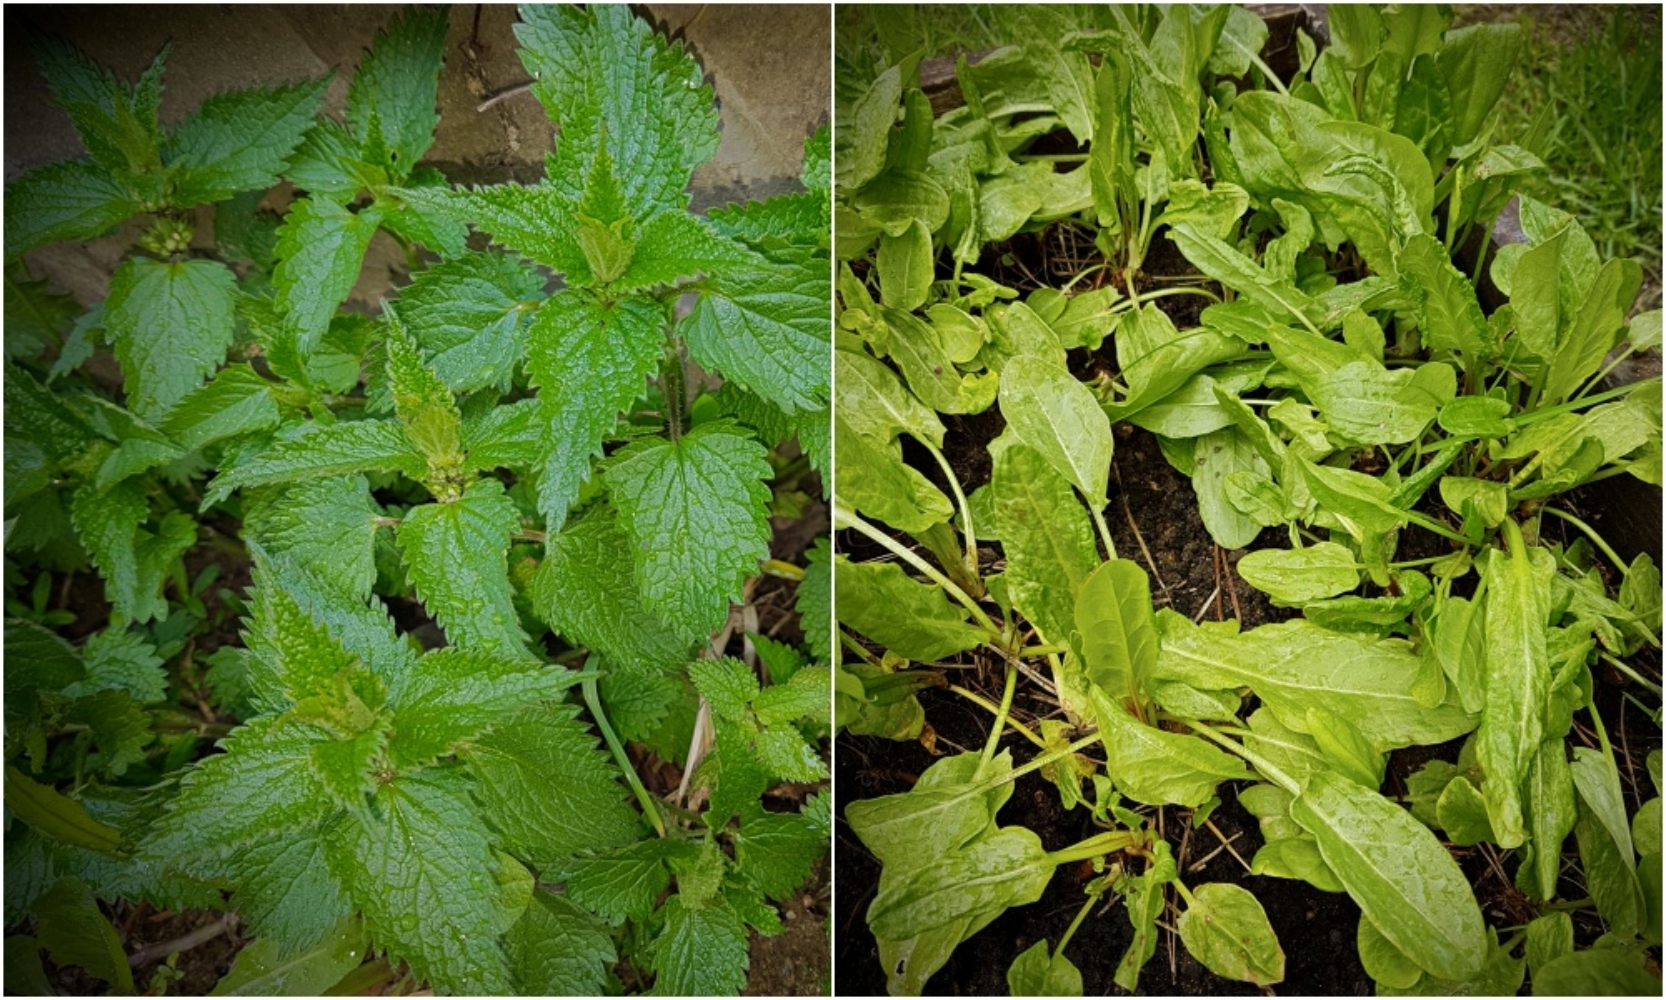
[209,917,366,996]
[649,895,749,996]
[1290,769,1486,982]
[507,889,616,997]
[104,256,237,421]
[1237,543,1360,603]
[607,421,773,640]
[1192,425,1269,549]
[876,306,998,415]
[683,251,830,414]
[868,826,1054,941]
[395,252,543,394]
[1007,939,1083,997]
[1000,354,1112,505]
[526,290,664,532]
[997,443,1101,648]
[834,349,944,449]
[877,219,933,311]
[833,556,988,661]
[1177,882,1284,985]
[1477,523,1552,847]
[3,158,135,261]
[1531,947,1660,997]
[833,413,953,534]
[345,6,448,174]
[1114,841,1179,991]
[1091,690,1250,807]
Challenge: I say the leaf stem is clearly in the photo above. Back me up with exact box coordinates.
[970,733,1104,799]
[949,684,1047,747]
[1054,889,1100,957]
[1246,50,1290,97]
[1087,496,1119,562]
[977,664,1020,780]
[1599,652,1663,696]
[582,672,665,837]
[1539,506,1628,578]
[922,440,982,592]
[834,505,1004,638]
[1179,718,1298,795]
[1046,829,1144,866]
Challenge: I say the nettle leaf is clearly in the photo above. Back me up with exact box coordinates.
[167,78,328,206]
[104,256,237,422]
[206,419,427,505]
[607,422,773,640]
[209,916,366,996]
[272,197,383,357]
[559,839,688,926]
[526,290,665,531]
[70,480,195,625]
[386,649,576,766]
[242,577,361,711]
[345,6,449,175]
[329,770,508,995]
[66,628,165,704]
[145,716,338,866]
[683,248,831,414]
[243,475,381,603]
[515,4,718,215]
[507,889,616,996]
[384,303,464,478]
[247,551,416,699]
[398,481,529,657]
[161,364,282,453]
[649,895,750,997]
[617,209,758,292]
[4,158,136,261]
[733,809,823,901]
[535,501,693,678]
[395,251,543,394]
[225,825,355,950]
[798,537,834,664]
[468,703,640,868]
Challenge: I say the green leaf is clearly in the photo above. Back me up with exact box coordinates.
[33,36,165,181]
[387,650,576,766]
[833,413,952,534]
[734,809,823,900]
[469,703,639,867]
[4,619,86,694]
[1192,425,1270,550]
[1305,706,1386,790]
[1114,841,1179,991]
[506,889,616,996]
[1531,947,1661,997]
[1571,745,1646,935]
[206,419,427,505]
[607,421,773,639]
[104,256,237,421]
[1091,691,1250,807]
[689,658,759,723]
[272,197,383,357]
[395,252,543,394]
[754,666,831,726]
[1290,770,1486,982]
[4,766,123,854]
[1237,543,1361,603]
[874,306,998,415]
[535,500,693,675]
[1358,916,1423,990]
[1398,234,1487,361]
[683,251,831,414]
[3,158,136,261]
[559,839,686,926]
[1154,612,1477,751]
[71,479,192,625]
[209,917,366,996]
[1435,23,1523,148]
[1075,559,1159,702]
[515,4,718,216]
[798,537,835,664]
[698,734,771,826]
[649,894,749,996]
[397,480,527,657]
[244,475,380,603]
[1007,939,1083,997]
[162,364,282,452]
[526,290,665,531]
[1478,524,1552,847]
[999,355,1113,505]
[63,689,152,776]
[868,826,1055,941]
[330,771,507,995]
[168,79,329,206]
[833,555,988,661]
[1177,882,1284,985]
[618,208,758,291]
[146,717,336,865]
[33,877,135,993]
[1525,741,1577,901]
[996,443,1101,649]
[345,6,448,175]
[835,349,945,449]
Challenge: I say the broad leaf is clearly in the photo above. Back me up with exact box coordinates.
[397,480,528,657]
[104,256,237,421]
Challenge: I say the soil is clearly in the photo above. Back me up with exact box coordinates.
[834,212,1664,994]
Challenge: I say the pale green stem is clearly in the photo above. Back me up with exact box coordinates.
[949,685,1047,747]
[970,733,1104,799]
[1599,652,1663,696]
[1540,506,1629,578]
[1112,286,1222,307]
[1055,891,1100,957]
[1018,643,1069,659]
[923,440,981,591]
[977,664,1020,780]
[1047,829,1144,866]
[836,505,1003,638]
[1180,719,1298,795]
[1246,50,1290,97]
[1575,347,1638,401]
[1087,496,1119,562]
[583,674,665,837]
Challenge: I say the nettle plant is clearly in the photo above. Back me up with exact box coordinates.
[835,4,1660,996]
[5,5,831,996]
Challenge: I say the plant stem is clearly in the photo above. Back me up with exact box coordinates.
[1047,829,1143,866]
[1539,506,1629,577]
[1087,496,1119,561]
[835,506,1004,638]
[970,733,1104,798]
[1247,50,1290,96]
[582,673,665,837]
[1018,643,1069,659]
[659,340,686,444]
[1599,652,1663,695]
[1054,891,1099,957]
[950,684,1047,747]
[977,664,1020,779]
[1180,719,1298,795]
[923,440,982,592]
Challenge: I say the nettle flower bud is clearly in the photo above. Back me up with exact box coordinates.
[139,216,194,256]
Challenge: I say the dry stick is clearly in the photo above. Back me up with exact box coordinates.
[1191,585,1220,623]
[1221,548,1244,622]
[1114,461,1173,607]
[1211,547,1226,622]
[1202,818,1251,873]
[476,80,534,112]
[128,914,236,969]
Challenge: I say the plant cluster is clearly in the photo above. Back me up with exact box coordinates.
[834,4,1660,995]
[5,5,831,995]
